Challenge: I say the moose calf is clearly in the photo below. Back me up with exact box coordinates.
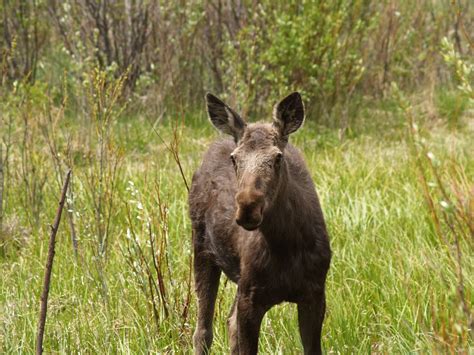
[189,92,331,354]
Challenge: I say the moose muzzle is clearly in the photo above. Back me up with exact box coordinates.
[235,189,265,231]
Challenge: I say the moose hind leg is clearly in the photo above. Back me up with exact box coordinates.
[297,291,326,355]
[193,233,221,354]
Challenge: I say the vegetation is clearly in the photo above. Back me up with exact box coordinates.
[1,0,472,353]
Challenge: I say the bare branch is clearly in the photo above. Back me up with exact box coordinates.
[35,169,72,355]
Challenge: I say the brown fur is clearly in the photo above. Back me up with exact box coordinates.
[189,93,331,354]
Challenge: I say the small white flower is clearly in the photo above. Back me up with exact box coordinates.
[440,200,449,209]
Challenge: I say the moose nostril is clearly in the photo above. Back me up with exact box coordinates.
[235,197,264,226]
[236,212,262,230]
[236,191,264,204]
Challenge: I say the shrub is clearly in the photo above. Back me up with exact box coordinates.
[222,1,373,122]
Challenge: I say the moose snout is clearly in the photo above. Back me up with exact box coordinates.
[235,190,265,231]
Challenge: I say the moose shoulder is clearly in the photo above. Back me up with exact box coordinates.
[188,92,331,355]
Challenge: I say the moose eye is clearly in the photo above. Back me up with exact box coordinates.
[230,155,237,168]
[275,152,283,166]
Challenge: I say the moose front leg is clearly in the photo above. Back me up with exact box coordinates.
[297,291,326,355]
[235,288,267,355]
[227,296,239,354]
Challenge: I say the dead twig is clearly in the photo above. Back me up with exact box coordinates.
[147,116,189,192]
[0,143,4,235]
[35,169,71,355]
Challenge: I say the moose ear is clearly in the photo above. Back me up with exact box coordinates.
[272,92,305,138]
[206,93,246,142]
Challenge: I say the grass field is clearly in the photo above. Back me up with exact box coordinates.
[0,101,473,353]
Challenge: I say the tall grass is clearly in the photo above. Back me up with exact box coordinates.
[0,77,472,352]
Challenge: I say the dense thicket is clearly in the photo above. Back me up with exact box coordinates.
[1,0,472,121]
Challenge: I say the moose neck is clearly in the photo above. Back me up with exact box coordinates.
[259,161,307,252]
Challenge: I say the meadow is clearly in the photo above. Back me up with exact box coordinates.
[0,86,472,353]
[1,0,473,353]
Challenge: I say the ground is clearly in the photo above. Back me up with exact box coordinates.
[0,109,473,353]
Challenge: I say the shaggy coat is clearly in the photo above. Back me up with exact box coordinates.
[189,92,331,354]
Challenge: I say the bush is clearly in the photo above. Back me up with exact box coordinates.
[222,1,373,122]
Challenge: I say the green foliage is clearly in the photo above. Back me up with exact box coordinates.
[0,0,50,83]
[441,37,474,107]
[224,1,372,120]
[435,89,469,128]
[3,0,468,126]
[435,37,474,128]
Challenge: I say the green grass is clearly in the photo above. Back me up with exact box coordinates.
[435,89,470,129]
[0,110,473,353]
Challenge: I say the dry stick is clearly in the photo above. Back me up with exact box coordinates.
[408,110,473,335]
[147,115,192,333]
[35,169,71,355]
[453,0,474,51]
[147,118,189,192]
[0,143,4,235]
[148,222,169,318]
[42,102,79,258]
